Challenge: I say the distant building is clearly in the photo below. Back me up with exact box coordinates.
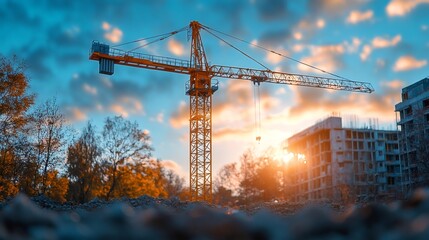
[395,77,429,193]
[285,116,402,203]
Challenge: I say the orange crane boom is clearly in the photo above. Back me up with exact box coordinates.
[89,21,374,202]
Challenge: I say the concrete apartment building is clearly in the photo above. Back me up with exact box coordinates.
[285,116,402,203]
[395,77,429,193]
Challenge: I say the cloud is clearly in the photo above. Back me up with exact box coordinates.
[360,45,372,61]
[372,35,401,48]
[23,46,53,81]
[298,44,345,73]
[159,159,186,177]
[393,55,427,72]
[344,37,361,53]
[360,35,401,61]
[212,0,247,34]
[170,101,188,128]
[346,10,374,24]
[376,58,386,69]
[65,73,171,121]
[386,0,429,17]
[167,39,185,56]
[293,32,303,40]
[292,44,305,53]
[0,1,40,27]
[259,28,292,47]
[102,21,123,43]
[288,78,402,123]
[265,49,288,65]
[109,97,144,118]
[151,112,164,123]
[308,0,369,19]
[83,83,97,95]
[110,104,129,117]
[169,80,280,142]
[381,79,403,89]
[66,107,87,123]
[102,21,110,31]
[254,0,288,21]
[316,19,326,28]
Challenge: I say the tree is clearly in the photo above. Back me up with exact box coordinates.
[101,116,153,200]
[66,122,102,203]
[44,169,69,203]
[163,169,185,198]
[30,98,68,194]
[0,56,34,200]
[404,106,429,189]
[213,162,240,206]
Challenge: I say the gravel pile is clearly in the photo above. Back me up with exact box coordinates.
[2,190,429,239]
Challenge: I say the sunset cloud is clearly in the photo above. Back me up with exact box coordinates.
[169,81,280,142]
[102,21,110,31]
[386,0,429,17]
[298,44,345,73]
[372,35,401,48]
[102,21,123,43]
[316,19,325,28]
[110,104,129,117]
[360,35,401,61]
[67,107,87,122]
[393,55,427,72]
[288,80,402,124]
[108,98,144,117]
[346,10,374,24]
[293,32,302,40]
[170,101,188,128]
[265,49,288,65]
[167,38,185,56]
[381,79,403,89]
[159,159,185,177]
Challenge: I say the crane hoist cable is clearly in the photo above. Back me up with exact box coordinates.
[202,27,270,143]
[253,82,262,143]
[201,24,351,81]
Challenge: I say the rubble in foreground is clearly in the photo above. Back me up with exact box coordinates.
[1,190,429,239]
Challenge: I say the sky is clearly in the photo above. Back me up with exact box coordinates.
[1,0,429,181]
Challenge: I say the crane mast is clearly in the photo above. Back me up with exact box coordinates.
[187,21,216,202]
[89,21,374,202]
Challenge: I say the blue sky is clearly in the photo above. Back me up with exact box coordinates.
[1,0,428,180]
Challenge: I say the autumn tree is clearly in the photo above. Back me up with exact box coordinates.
[0,56,34,200]
[115,160,167,198]
[100,116,153,200]
[66,122,102,203]
[29,98,68,195]
[215,148,284,205]
[43,169,69,203]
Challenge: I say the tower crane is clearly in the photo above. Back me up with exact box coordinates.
[89,21,374,202]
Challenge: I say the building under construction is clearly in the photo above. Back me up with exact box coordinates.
[285,116,402,203]
[395,77,429,194]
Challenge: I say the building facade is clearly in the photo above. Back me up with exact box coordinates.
[285,117,402,203]
[395,77,429,193]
